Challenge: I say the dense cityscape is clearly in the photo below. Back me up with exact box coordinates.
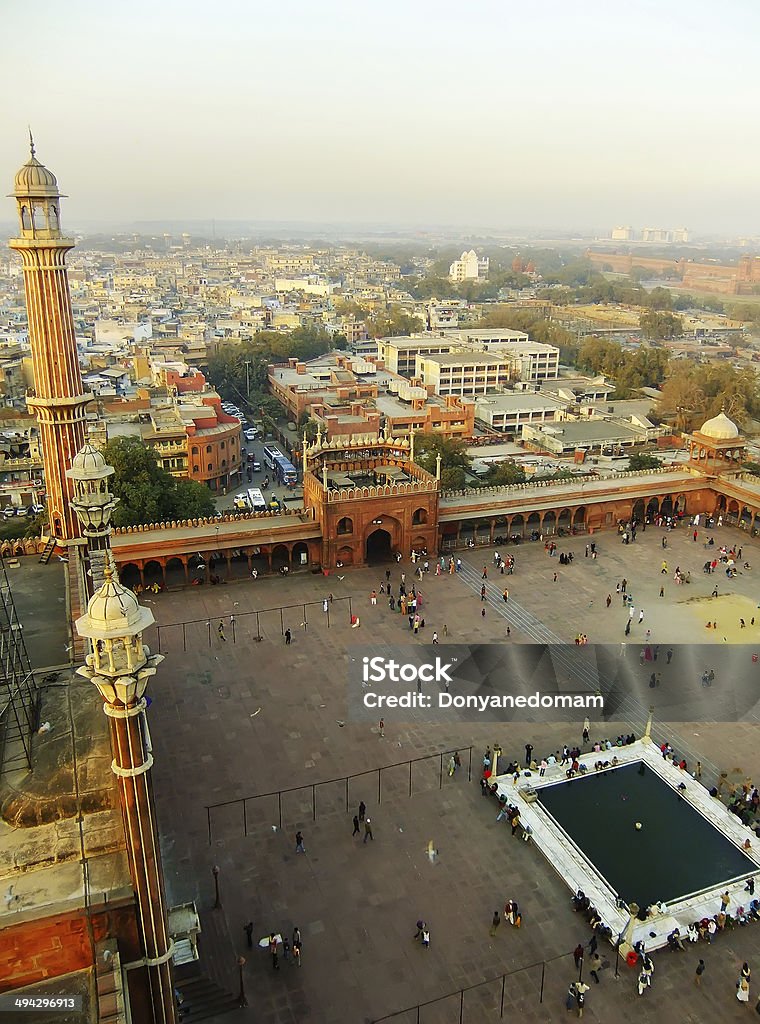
[3,2,760,1023]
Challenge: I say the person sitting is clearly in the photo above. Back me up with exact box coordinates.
[572,890,589,913]
[686,922,699,943]
[667,928,685,951]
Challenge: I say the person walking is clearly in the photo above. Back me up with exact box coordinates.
[490,911,501,937]
[243,921,253,948]
[432,631,439,644]
[217,621,226,642]
[284,628,292,645]
[695,959,705,986]
[575,981,589,1017]
[525,743,533,765]
[295,831,305,853]
[606,594,612,608]
[292,938,301,967]
[573,943,584,970]
[638,609,645,624]
[359,801,366,821]
[363,817,374,843]
[588,952,604,984]
[370,590,377,605]
[667,648,673,664]
[482,566,488,579]
[352,815,360,836]
[268,933,279,971]
[379,718,385,738]
[737,976,750,1004]
[503,589,509,602]
[480,584,486,602]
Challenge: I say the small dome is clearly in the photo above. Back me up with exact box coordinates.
[699,411,739,440]
[67,442,114,482]
[14,155,59,198]
[82,565,154,639]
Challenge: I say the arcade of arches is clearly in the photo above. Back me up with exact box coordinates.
[112,479,749,588]
[110,407,760,587]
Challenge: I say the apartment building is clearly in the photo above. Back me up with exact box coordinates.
[415,352,513,396]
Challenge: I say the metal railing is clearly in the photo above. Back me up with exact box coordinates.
[205,746,474,845]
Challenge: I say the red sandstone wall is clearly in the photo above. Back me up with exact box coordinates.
[0,905,140,992]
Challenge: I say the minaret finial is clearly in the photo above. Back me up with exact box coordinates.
[28,128,35,159]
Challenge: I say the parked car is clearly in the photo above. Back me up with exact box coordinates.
[3,507,16,518]
[28,504,45,516]
[244,428,258,441]
[15,507,28,516]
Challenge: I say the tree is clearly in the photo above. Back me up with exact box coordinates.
[414,433,471,476]
[627,452,663,471]
[481,461,526,486]
[102,437,215,527]
[366,305,424,338]
[639,311,683,340]
[440,467,467,490]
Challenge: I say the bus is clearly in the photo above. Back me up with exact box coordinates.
[273,454,298,487]
[247,487,267,512]
[262,444,285,470]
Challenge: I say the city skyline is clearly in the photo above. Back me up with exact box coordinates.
[3,0,760,234]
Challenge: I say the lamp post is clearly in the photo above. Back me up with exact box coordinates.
[237,956,247,1007]
[212,864,221,908]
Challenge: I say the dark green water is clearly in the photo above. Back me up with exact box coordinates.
[538,762,754,908]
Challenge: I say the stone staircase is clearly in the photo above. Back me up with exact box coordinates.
[174,907,240,1021]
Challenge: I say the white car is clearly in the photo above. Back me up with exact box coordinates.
[244,428,258,441]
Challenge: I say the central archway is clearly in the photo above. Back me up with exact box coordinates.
[366,528,393,563]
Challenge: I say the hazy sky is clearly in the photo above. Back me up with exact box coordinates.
[3,0,759,234]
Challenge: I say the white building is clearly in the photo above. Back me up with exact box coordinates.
[611,226,633,241]
[475,393,567,436]
[415,352,512,396]
[448,250,489,282]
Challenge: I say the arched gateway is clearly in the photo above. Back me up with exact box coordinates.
[301,430,439,568]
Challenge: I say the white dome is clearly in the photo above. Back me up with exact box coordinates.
[78,565,154,640]
[67,442,114,482]
[699,411,739,440]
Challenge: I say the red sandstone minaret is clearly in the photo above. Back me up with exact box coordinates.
[8,136,90,541]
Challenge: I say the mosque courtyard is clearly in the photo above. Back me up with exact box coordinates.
[142,520,760,1022]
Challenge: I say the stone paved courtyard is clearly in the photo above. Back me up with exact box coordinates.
[146,522,760,1022]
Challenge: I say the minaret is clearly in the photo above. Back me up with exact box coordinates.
[9,137,90,541]
[71,441,176,1024]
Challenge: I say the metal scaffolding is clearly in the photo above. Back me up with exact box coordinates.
[0,557,38,774]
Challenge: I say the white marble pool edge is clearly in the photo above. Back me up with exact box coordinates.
[492,738,760,952]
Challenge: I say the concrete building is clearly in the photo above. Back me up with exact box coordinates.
[522,418,652,455]
[611,226,634,241]
[268,353,475,441]
[448,250,489,282]
[415,352,513,396]
[475,393,566,436]
[377,336,457,375]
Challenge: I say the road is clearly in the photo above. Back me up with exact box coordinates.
[213,430,305,513]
